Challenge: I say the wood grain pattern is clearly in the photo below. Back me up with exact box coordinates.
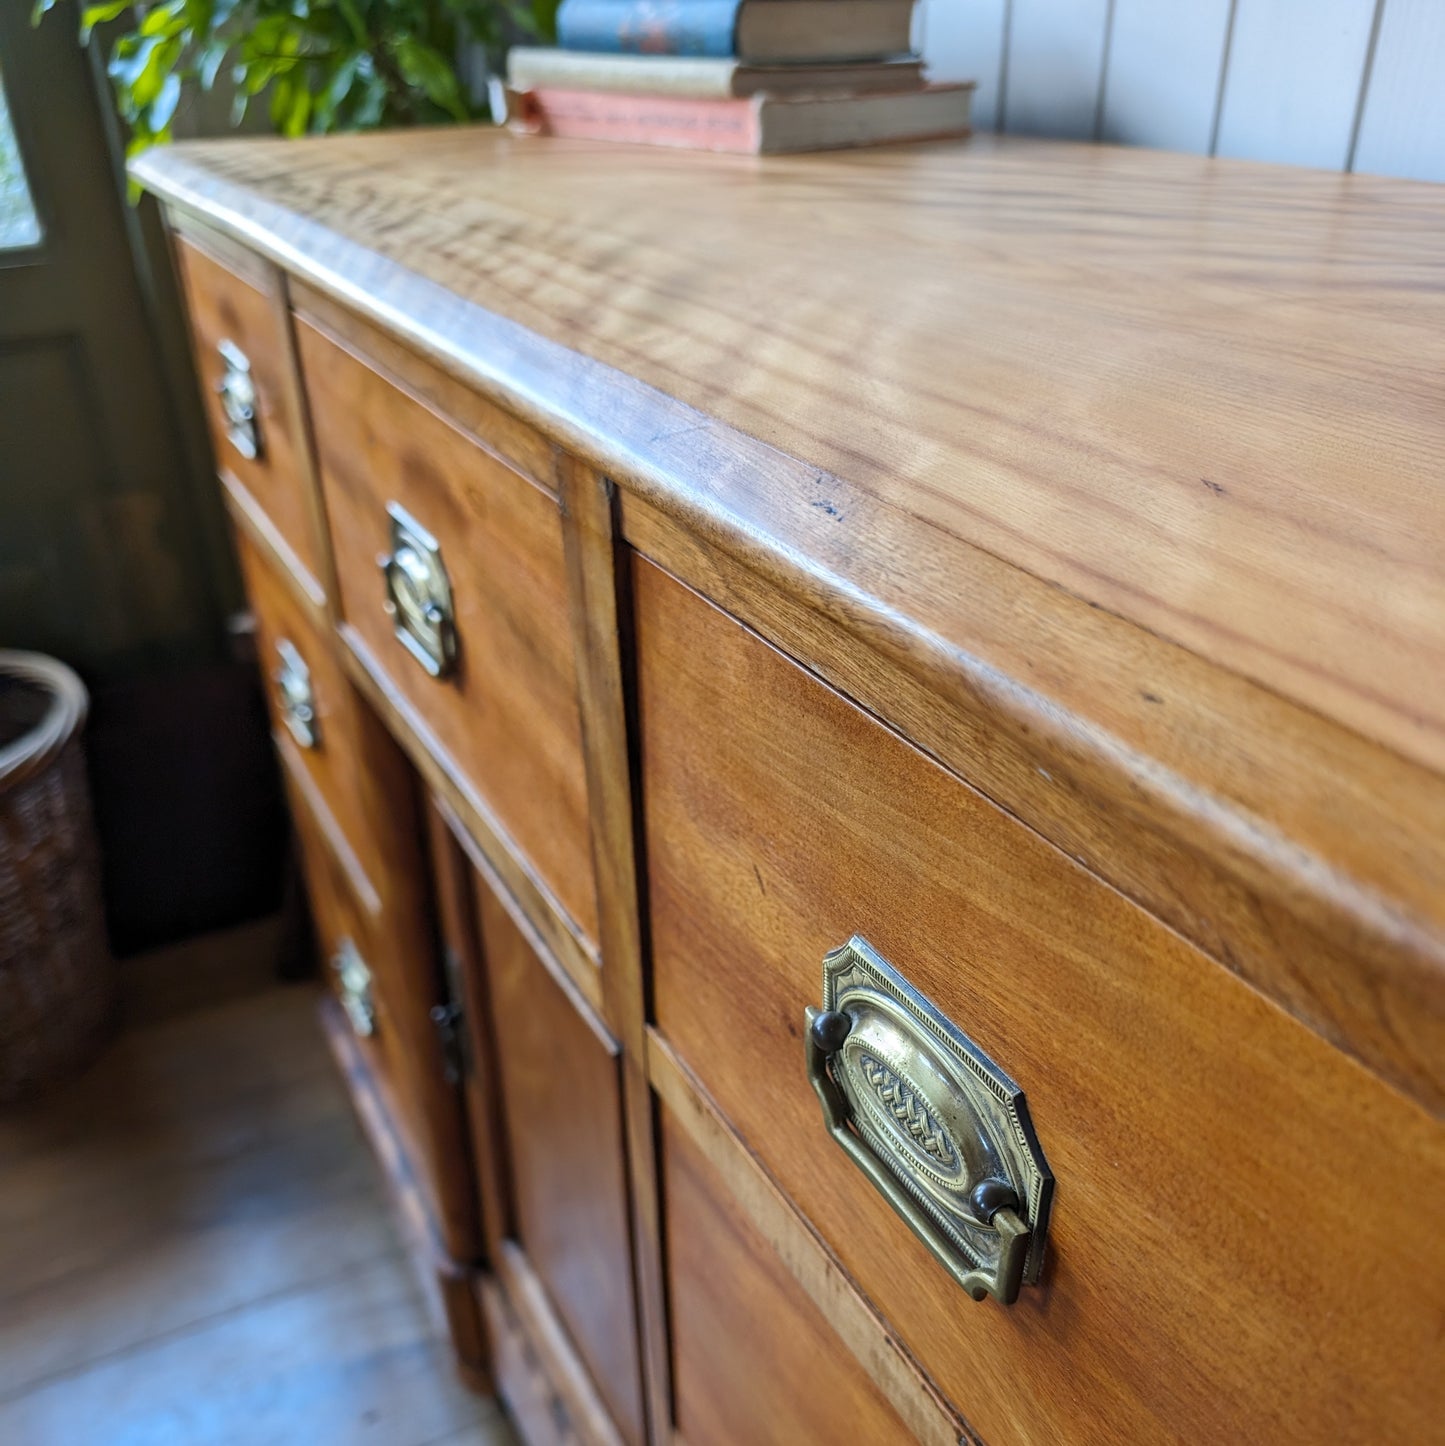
[558,457,672,1445]
[635,557,1445,1446]
[172,232,325,604]
[472,868,645,1446]
[623,493,1445,1114]
[661,1108,917,1446]
[136,132,1445,776]
[134,134,1445,1119]
[293,280,560,497]
[649,1031,972,1446]
[296,313,599,951]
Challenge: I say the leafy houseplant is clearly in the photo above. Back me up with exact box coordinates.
[35,0,558,156]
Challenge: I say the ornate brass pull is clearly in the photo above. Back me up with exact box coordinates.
[216,338,262,461]
[805,936,1053,1305]
[331,938,376,1038]
[272,638,318,750]
[378,502,457,678]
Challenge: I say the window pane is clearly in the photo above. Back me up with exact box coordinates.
[0,61,42,250]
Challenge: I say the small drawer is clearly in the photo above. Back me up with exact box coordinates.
[235,527,406,916]
[287,779,410,1135]
[172,235,324,598]
[662,1109,914,1446]
[295,318,598,950]
[635,557,1445,1445]
[282,732,478,1264]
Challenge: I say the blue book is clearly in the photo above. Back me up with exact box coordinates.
[555,0,915,64]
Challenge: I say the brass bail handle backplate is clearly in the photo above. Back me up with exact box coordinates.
[216,338,262,462]
[805,936,1053,1305]
[378,501,457,679]
[331,938,376,1039]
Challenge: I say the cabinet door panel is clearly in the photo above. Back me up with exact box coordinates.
[472,871,644,1446]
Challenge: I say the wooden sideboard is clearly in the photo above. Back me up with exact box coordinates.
[133,129,1444,1446]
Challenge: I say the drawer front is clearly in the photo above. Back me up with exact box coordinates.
[282,735,479,1264]
[636,558,1445,1445]
[235,527,401,912]
[173,236,323,595]
[288,779,413,1141]
[471,871,644,1446]
[296,317,598,949]
[662,1109,914,1446]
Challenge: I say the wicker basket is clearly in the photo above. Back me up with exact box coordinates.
[0,652,115,1102]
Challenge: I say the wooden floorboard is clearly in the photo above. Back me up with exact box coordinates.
[0,971,514,1446]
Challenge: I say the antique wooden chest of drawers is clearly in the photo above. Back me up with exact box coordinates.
[136,130,1445,1446]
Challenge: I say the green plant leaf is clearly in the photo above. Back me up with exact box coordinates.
[392,35,466,120]
[352,68,387,128]
[196,36,228,90]
[110,34,163,89]
[282,80,311,136]
[334,0,368,46]
[131,35,182,108]
[149,70,182,131]
[314,50,361,127]
[79,0,131,41]
[139,1,187,38]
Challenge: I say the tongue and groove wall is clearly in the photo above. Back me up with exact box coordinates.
[920,0,1445,181]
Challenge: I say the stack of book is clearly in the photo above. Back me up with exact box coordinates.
[502,0,973,155]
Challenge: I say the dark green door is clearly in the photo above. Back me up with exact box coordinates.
[0,0,228,676]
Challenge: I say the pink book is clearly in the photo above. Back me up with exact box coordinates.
[509,83,974,155]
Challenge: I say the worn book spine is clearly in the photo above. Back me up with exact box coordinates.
[556,0,743,58]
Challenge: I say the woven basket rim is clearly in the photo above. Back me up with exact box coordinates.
[0,650,89,790]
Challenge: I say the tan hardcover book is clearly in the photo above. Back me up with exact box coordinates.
[507,47,926,99]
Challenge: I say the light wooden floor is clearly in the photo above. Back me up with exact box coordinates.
[0,930,514,1446]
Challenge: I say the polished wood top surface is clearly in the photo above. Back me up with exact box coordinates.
[138,128,1444,773]
[135,130,1445,1115]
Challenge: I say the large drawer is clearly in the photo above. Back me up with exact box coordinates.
[172,234,324,600]
[635,557,1445,1445]
[295,317,598,951]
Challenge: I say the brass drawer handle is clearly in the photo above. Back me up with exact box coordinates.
[332,937,376,1038]
[805,936,1053,1305]
[216,338,262,461]
[272,638,318,750]
[378,502,457,679]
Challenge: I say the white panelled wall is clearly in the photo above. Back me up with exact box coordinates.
[916,0,1445,181]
